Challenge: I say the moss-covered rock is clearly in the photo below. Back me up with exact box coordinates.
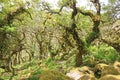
[114,61,120,73]
[94,63,120,78]
[99,75,120,80]
[80,74,97,80]
[66,67,95,80]
[39,70,73,80]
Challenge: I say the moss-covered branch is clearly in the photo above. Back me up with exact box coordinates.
[0,6,31,27]
[102,39,120,53]
[78,0,101,46]
[77,9,94,18]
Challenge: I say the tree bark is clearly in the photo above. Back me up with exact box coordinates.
[69,1,85,66]
[78,0,101,46]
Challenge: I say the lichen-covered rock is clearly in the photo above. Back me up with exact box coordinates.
[80,74,97,80]
[19,73,31,80]
[94,63,120,77]
[80,66,94,76]
[39,70,73,80]
[66,68,82,80]
[66,66,95,80]
[99,75,120,80]
[114,61,120,73]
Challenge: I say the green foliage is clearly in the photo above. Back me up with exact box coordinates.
[44,58,56,69]
[1,0,23,14]
[0,68,5,73]
[0,26,16,33]
[89,45,119,63]
[29,77,39,80]
[53,13,72,27]
[83,45,120,67]
[58,0,71,7]
[102,0,118,22]
[32,69,43,76]
[108,0,116,4]
[76,14,92,35]
[29,69,43,80]
[101,12,112,24]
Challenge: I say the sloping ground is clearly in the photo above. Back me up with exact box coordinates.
[0,60,120,80]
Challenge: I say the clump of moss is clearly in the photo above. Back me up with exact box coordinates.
[39,70,73,80]
[29,69,43,80]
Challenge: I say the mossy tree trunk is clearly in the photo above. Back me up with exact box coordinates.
[40,0,101,67]
[0,6,29,71]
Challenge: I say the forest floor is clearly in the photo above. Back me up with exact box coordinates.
[0,58,120,80]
